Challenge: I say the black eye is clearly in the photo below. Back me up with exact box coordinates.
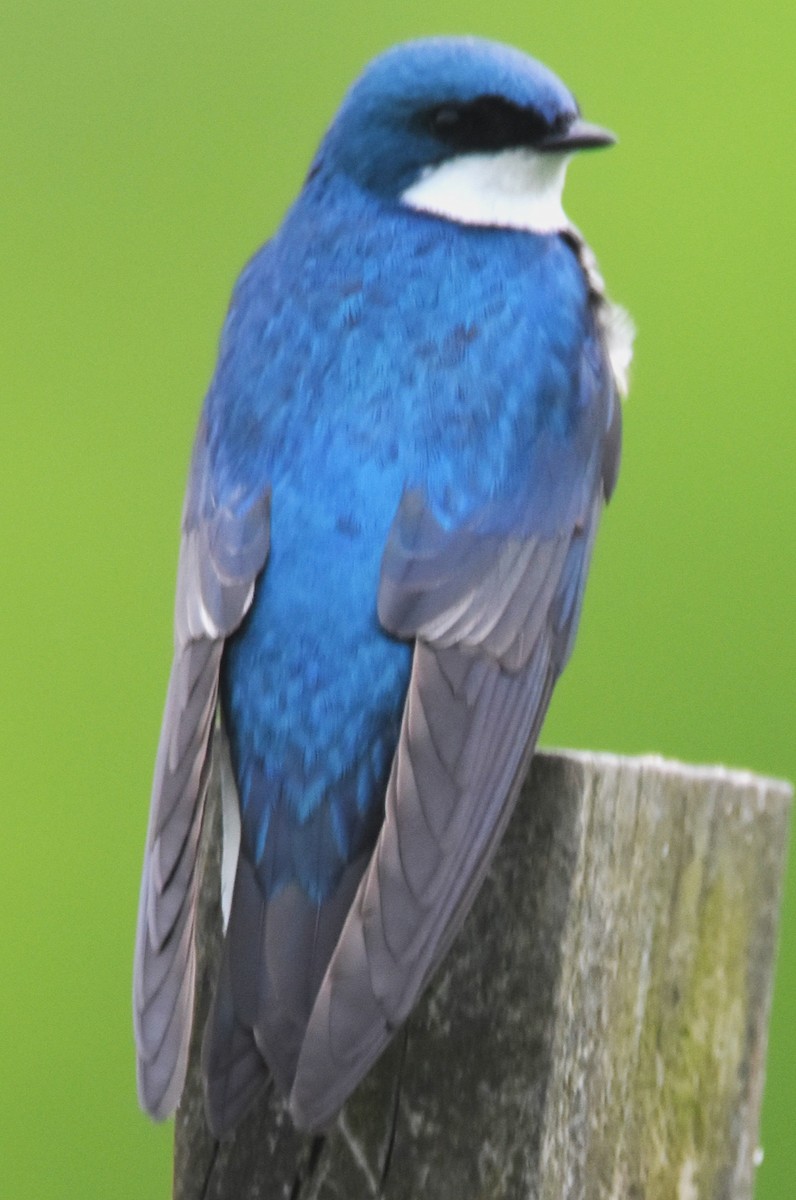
[428,105,464,134]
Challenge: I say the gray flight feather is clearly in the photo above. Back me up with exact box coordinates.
[134,426,270,1121]
[289,481,608,1131]
[138,347,620,1131]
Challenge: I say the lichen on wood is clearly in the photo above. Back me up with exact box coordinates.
[173,751,791,1200]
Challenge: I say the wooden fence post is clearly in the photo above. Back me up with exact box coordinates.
[174,751,791,1199]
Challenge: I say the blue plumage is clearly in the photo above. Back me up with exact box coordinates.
[134,35,631,1135]
[215,170,601,903]
[324,37,578,196]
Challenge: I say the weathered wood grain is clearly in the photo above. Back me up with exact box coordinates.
[173,751,791,1199]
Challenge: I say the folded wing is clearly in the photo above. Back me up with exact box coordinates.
[133,425,270,1119]
[290,445,614,1129]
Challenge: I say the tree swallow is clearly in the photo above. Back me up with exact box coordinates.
[134,35,633,1136]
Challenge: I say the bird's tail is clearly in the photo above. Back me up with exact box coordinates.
[201,875,270,1136]
[202,849,368,1135]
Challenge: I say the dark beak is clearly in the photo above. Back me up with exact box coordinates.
[538,119,616,153]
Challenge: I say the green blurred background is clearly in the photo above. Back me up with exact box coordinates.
[2,0,793,1195]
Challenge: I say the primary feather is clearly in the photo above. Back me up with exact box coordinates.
[134,34,630,1136]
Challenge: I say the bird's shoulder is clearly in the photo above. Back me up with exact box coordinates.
[197,173,618,532]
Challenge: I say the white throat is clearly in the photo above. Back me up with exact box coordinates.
[400,148,570,234]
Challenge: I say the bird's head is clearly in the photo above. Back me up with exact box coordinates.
[317,37,615,235]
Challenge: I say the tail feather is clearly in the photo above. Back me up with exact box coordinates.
[202,849,369,1134]
[202,916,269,1137]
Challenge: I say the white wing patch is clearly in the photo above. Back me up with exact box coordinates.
[600,301,635,398]
[567,229,635,399]
[216,716,242,933]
